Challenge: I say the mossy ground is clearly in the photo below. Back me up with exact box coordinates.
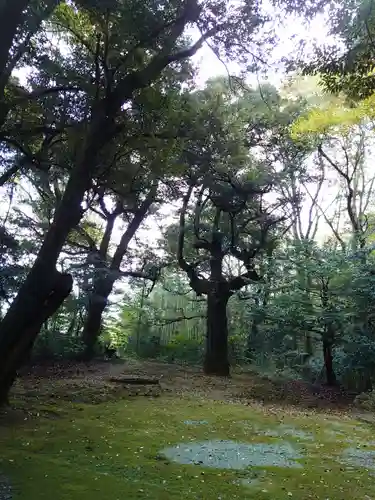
[1,363,374,500]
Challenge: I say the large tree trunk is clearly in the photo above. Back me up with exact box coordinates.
[0,271,72,405]
[203,291,230,376]
[323,339,337,386]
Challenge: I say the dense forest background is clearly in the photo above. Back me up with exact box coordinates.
[2,0,375,404]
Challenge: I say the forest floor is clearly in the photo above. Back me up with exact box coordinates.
[0,359,374,500]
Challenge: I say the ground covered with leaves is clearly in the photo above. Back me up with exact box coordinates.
[0,360,374,500]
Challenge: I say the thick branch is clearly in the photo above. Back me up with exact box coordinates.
[177,183,209,296]
[157,313,206,325]
[0,164,20,187]
[228,269,261,293]
[110,183,157,271]
[111,2,220,111]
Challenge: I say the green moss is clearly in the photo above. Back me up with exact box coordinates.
[0,395,374,499]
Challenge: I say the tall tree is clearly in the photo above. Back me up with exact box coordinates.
[293,102,375,251]
[168,82,292,375]
[0,0,288,404]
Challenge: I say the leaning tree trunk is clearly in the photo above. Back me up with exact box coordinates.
[0,116,111,405]
[203,291,230,376]
[0,271,72,404]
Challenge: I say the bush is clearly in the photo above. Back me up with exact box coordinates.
[32,330,85,361]
[161,335,203,364]
[228,334,247,365]
[128,335,162,359]
[354,390,375,411]
[333,340,375,393]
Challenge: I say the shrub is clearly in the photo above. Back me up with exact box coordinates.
[161,334,203,364]
[128,335,161,359]
[32,330,85,361]
[354,390,375,411]
[228,334,246,365]
[334,340,375,392]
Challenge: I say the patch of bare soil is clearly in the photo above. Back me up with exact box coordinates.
[12,359,356,417]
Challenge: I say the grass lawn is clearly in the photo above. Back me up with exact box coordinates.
[1,378,375,500]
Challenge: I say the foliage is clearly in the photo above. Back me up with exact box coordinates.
[32,329,85,361]
[107,233,375,393]
[302,0,375,99]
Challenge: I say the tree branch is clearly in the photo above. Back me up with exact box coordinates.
[157,313,205,326]
[228,269,261,293]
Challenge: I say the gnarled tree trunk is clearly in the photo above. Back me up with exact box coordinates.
[203,291,230,376]
[0,271,72,404]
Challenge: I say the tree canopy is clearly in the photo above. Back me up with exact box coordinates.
[3,0,375,407]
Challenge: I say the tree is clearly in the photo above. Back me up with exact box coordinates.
[80,182,159,358]
[292,91,375,252]
[0,0,69,153]
[168,82,291,376]
[0,0,293,404]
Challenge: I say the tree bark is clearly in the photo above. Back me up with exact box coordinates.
[81,277,113,359]
[323,339,336,386]
[203,291,230,376]
[0,271,72,405]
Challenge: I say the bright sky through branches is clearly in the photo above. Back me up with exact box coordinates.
[2,5,340,282]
